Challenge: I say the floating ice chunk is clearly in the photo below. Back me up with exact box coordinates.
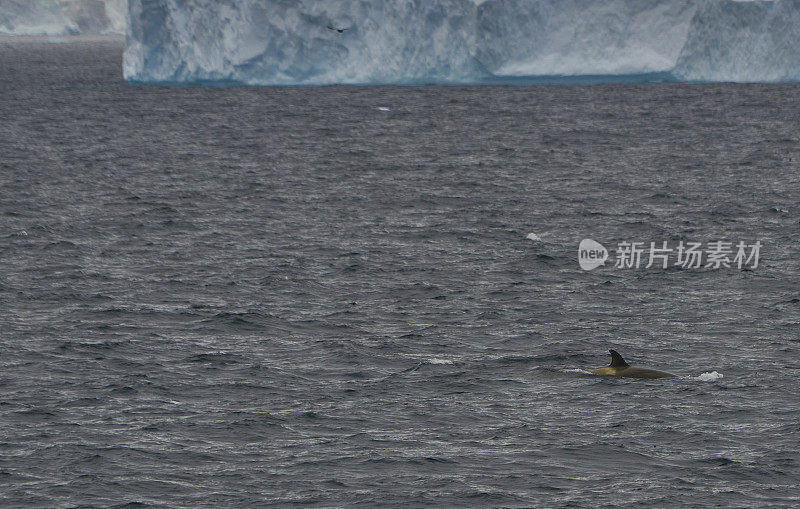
[425,358,454,365]
[695,371,724,382]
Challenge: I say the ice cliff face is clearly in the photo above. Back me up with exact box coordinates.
[477,0,697,76]
[125,0,481,85]
[0,0,125,35]
[673,0,800,81]
[122,0,800,84]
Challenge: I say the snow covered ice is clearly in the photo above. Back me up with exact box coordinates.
[116,0,800,84]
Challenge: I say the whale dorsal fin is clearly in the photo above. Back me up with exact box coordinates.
[609,349,629,368]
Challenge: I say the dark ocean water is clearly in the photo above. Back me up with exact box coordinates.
[1,36,800,507]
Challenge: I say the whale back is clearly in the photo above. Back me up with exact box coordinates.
[592,349,676,378]
[617,367,675,379]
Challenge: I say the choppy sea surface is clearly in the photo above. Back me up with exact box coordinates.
[1,36,799,507]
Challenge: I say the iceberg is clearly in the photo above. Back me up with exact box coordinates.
[673,0,800,82]
[0,0,126,36]
[124,0,482,85]
[476,0,697,77]
[123,0,800,85]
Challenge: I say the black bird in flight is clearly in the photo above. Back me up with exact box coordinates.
[327,26,348,33]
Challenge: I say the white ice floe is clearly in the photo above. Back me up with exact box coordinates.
[695,371,724,382]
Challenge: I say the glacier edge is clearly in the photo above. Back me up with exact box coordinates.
[123,0,800,85]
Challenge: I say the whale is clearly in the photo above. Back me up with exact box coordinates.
[590,349,676,378]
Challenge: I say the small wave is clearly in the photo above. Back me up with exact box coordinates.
[400,354,456,366]
[695,371,724,381]
[493,354,573,365]
[376,106,391,111]
[424,358,453,365]
[525,232,542,241]
[563,368,593,374]
[699,456,737,466]
[186,352,241,365]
